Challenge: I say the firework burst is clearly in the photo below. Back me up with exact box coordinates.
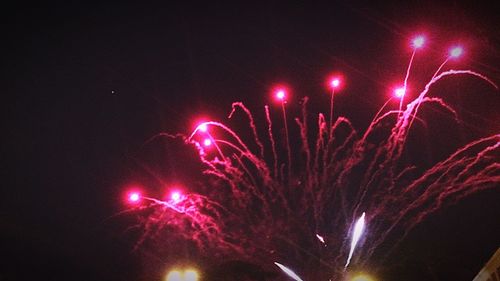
[117,38,499,280]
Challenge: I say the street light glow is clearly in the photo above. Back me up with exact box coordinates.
[351,273,376,281]
[126,191,141,204]
[129,192,140,202]
[166,270,182,281]
[184,269,199,281]
[165,268,199,281]
[330,78,340,89]
[169,189,185,205]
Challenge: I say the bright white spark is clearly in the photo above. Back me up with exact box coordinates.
[316,234,326,245]
[412,36,425,49]
[274,262,304,281]
[345,212,366,268]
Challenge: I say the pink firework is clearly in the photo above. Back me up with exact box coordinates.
[118,37,498,281]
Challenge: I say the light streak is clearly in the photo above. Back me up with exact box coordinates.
[326,75,343,132]
[274,262,304,281]
[345,212,366,268]
[274,86,292,184]
[170,191,182,204]
[316,233,326,245]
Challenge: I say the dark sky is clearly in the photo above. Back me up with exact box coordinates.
[2,1,499,281]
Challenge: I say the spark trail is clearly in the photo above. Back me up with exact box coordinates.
[274,262,304,281]
[345,212,366,268]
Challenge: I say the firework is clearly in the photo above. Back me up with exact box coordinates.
[118,36,498,280]
[316,233,326,245]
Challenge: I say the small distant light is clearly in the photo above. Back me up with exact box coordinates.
[412,36,425,49]
[165,268,199,281]
[449,46,463,58]
[203,138,212,147]
[394,87,406,98]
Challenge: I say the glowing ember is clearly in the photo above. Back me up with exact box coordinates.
[412,35,425,49]
[394,87,406,98]
[203,138,212,147]
[327,74,344,91]
[171,191,182,203]
[330,78,340,89]
[449,46,463,58]
[128,192,140,203]
[276,89,286,100]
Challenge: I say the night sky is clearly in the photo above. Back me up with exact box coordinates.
[2,1,499,281]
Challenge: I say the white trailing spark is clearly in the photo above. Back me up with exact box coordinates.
[274,262,304,281]
[316,233,326,245]
[345,212,366,268]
